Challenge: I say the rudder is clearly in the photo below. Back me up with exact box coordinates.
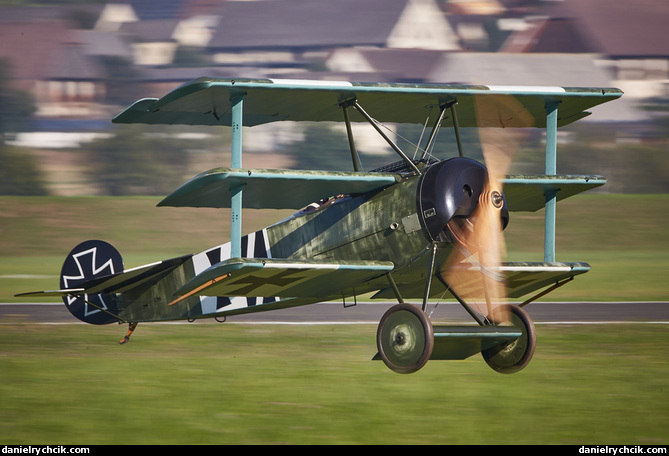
[60,240,123,325]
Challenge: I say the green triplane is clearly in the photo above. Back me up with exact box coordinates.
[17,78,623,374]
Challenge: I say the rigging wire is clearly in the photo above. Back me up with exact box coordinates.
[372,110,440,163]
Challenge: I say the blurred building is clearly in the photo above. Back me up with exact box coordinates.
[1,0,667,123]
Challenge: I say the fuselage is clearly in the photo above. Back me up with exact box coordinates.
[267,176,425,264]
[264,173,442,298]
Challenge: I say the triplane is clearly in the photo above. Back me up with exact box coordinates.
[17,78,622,374]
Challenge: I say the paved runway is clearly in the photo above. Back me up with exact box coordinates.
[2,301,668,325]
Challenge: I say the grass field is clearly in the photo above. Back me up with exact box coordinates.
[0,323,667,445]
[1,194,668,445]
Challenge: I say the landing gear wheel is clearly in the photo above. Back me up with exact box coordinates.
[376,303,434,374]
[482,305,536,374]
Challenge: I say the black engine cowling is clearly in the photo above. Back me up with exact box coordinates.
[416,157,509,243]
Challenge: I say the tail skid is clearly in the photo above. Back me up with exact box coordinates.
[120,322,138,344]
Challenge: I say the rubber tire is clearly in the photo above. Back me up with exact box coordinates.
[376,303,434,374]
[481,304,536,374]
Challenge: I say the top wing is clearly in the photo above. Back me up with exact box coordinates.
[113,77,623,129]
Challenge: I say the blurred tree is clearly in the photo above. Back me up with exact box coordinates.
[0,143,47,195]
[0,60,35,136]
[99,56,146,107]
[87,125,193,196]
[288,124,362,171]
[0,59,46,195]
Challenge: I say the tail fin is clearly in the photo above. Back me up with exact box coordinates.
[60,240,124,325]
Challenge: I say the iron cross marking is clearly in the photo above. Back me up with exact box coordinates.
[227,269,307,296]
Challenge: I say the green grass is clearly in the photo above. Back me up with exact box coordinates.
[0,323,667,445]
[1,195,668,444]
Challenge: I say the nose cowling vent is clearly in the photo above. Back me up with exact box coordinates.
[416,157,509,243]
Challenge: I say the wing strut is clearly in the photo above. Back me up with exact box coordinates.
[544,100,560,262]
[420,103,447,162]
[341,102,362,172]
[345,99,422,175]
[420,101,465,161]
[450,102,464,158]
[230,94,244,258]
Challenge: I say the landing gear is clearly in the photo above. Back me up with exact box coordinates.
[376,303,434,374]
[375,302,536,374]
[481,305,536,374]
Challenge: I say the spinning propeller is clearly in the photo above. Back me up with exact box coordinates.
[439,95,533,324]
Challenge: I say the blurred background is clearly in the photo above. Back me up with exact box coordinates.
[1,0,668,197]
[1,3,668,445]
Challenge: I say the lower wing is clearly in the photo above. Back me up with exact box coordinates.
[371,261,590,301]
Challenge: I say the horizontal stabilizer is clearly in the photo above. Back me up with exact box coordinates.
[76,254,193,294]
[172,257,395,301]
[15,288,85,298]
[15,255,192,298]
[159,168,399,209]
[502,175,606,212]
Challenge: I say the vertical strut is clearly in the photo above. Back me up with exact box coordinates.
[230,95,244,258]
[544,101,559,263]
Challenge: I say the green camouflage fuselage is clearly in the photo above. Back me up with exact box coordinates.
[115,173,450,323]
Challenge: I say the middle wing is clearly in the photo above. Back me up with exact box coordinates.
[158,168,400,209]
[502,175,606,212]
